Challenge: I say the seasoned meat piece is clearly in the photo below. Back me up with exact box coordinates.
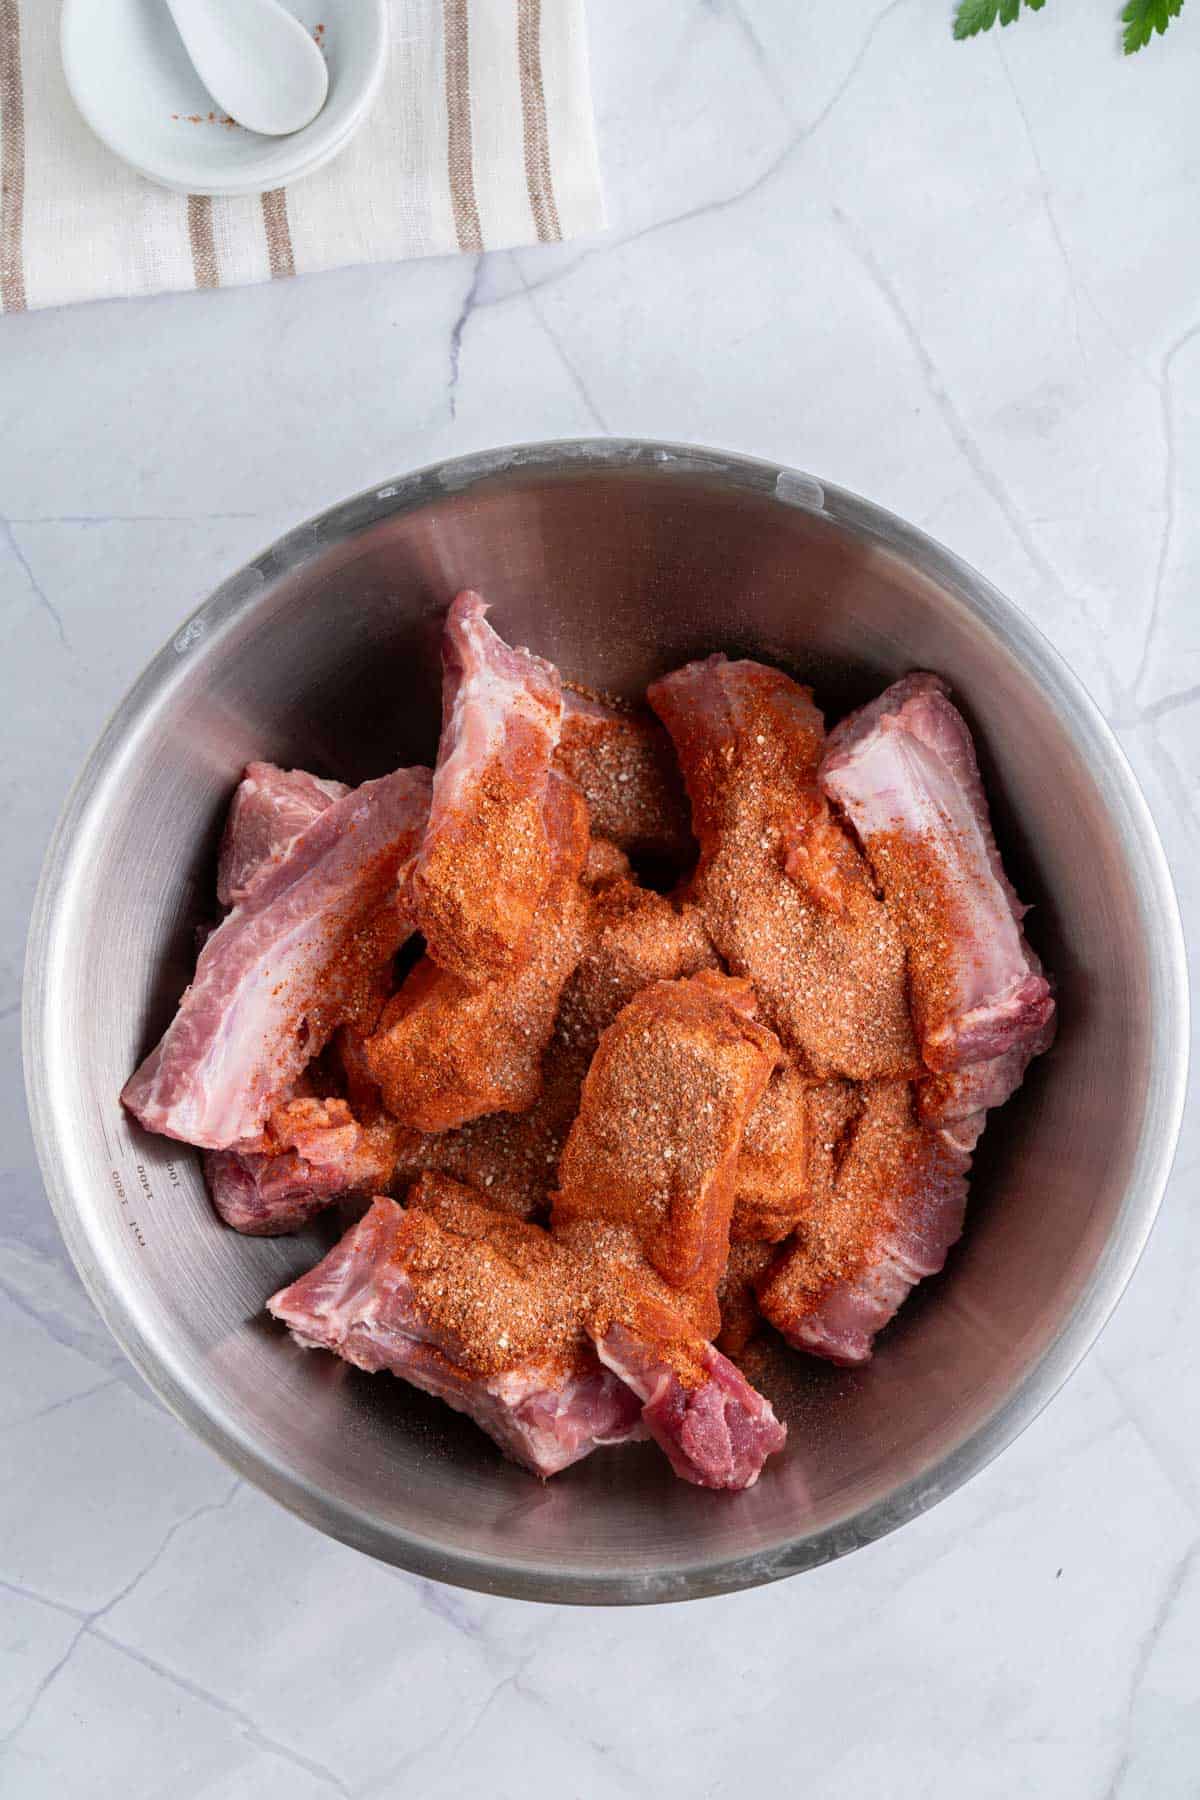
[268,1182,787,1490]
[408,881,720,1215]
[122,766,432,1149]
[917,1006,1057,1154]
[414,592,562,986]
[557,1216,784,1497]
[554,972,779,1334]
[582,834,633,889]
[212,874,718,1234]
[649,656,918,1081]
[731,1063,811,1243]
[217,763,348,909]
[205,1097,405,1236]
[365,776,590,1130]
[555,688,692,859]
[756,1081,971,1367]
[820,673,1055,1074]
[557,878,718,1059]
[562,1219,786,1490]
[592,1319,785,1490]
[716,1238,777,1357]
[268,1185,644,1478]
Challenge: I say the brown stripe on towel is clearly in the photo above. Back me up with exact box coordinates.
[0,0,28,313]
[261,188,296,280]
[187,195,219,290]
[517,0,561,244]
[443,0,482,252]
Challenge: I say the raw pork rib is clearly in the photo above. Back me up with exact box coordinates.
[554,689,692,859]
[731,1064,811,1244]
[269,1179,786,1488]
[820,674,1055,1074]
[268,1184,643,1478]
[391,878,718,1216]
[414,592,563,986]
[649,656,918,1081]
[757,1081,971,1366]
[557,878,718,1066]
[592,1317,785,1490]
[716,1238,777,1356]
[554,971,779,1334]
[123,767,432,1149]
[209,870,717,1234]
[559,1215,784,1489]
[205,1097,403,1236]
[365,776,590,1130]
[917,1004,1057,1154]
[217,763,348,909]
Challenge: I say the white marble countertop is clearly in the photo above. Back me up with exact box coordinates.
[3,3,1198,1794]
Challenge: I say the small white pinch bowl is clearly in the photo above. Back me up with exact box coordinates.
[61,0,388,197]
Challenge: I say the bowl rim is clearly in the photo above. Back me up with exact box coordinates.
[23,438,1191,1605]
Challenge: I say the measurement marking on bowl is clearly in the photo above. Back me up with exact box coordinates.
[109,1165,147,1251]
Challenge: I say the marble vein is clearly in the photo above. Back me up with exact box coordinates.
[353,1661,531,1798]
[1,1479,243,1752]
[712,0,793,119]
[798,0,909,137]
[517,272,611,433]
[1131,320,1200,703]
[491,0,908,324]
[1103,1543,1199,1799]
[1,517,67,648]
[831,202,1109,662]
[447,254,485,420]
[995,42,1085,362]
[4,1374,119,1430]
[89,1631,353,1796]
[1139,682,1200,722]
[0,1246,134,1382]
[1096,1357,1199,1522]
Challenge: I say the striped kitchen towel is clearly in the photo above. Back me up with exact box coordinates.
[0,0,602,314]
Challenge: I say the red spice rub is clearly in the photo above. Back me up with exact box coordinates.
[555,877,719,1068]
[401,1177,743,1397]
[819,673,1054,1074]
[554,971,780,1334]
[269,1175,784,1486]
[365,777,589,1130]
[756,1080,970,1363]
[716,1238,778,1357]
[402,1173,592,1379]
[414,593,563,987]
[555,687,693,859]
[393,877,720,1219]
[221,869,721,1231]
[731,1062,811,1244]
[648,655,918,1081]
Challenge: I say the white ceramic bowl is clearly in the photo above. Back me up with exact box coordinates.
[61,0,388,197]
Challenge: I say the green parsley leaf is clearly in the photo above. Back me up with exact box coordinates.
[1121,0,1184,52]
[953,0,1045,40]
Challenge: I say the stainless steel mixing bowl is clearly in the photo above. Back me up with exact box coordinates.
[24,441,1188,1604]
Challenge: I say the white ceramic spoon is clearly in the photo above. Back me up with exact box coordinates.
[163,0,329,137]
